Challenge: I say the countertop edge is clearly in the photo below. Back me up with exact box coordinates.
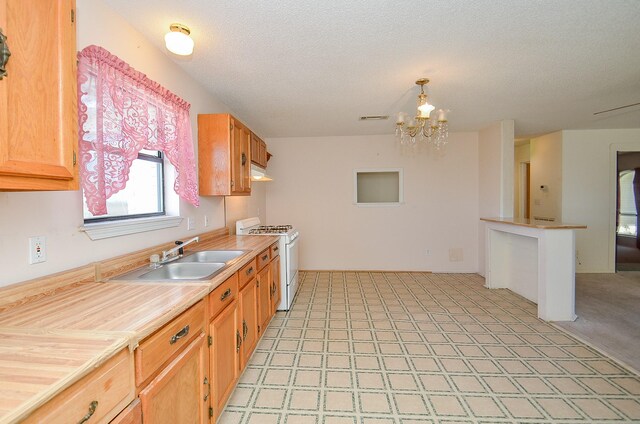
[0,234,280,422]
[1,333,132,424]
[480,217,588,230]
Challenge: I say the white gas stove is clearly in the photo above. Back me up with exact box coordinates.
[236,217,299,311]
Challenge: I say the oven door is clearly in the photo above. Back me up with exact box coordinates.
[285,235,299,308]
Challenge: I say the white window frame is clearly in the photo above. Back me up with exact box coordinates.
[353,168,404,207]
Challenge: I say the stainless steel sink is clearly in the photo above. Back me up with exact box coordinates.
[115,262,226,281]
[111,249,250,282]
[178,250,247,263]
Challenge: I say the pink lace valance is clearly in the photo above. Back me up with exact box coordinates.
[78,45,199,216]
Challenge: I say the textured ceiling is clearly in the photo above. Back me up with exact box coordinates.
[102,0,640,138]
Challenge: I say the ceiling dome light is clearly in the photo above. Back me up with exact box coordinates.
[165,23,194,56]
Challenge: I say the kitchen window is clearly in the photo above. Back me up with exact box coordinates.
[77,45,198,239]
[83,150,165,222]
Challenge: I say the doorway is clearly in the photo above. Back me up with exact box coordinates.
[615,152,640,271]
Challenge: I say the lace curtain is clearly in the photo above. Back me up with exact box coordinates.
[77,45,199,216]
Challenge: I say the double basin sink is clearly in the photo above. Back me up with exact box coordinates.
[114,250,248,282]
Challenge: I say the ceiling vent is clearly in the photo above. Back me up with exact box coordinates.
[359,115,389,121]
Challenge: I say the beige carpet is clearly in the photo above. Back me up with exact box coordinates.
[556,272,640,374]
[219,271,640,423]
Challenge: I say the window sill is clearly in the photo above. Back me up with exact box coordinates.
[81,216,183,240]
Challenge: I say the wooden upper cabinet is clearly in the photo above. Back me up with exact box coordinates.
[0,0,78,191]
[198,114,251,196]
[250,132,268,168]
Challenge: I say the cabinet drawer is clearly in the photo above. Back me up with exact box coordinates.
[110,399,141,424]
[135,300,205,386]
[238,258,257,288]
[257,248,271,271]
[24,348,133,424]
[270,242,280,258]
[209,273,239,320]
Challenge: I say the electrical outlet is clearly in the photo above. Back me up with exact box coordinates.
[449,248,463,262]
[187,217,195,230]
[29,236,46,264]
[204,215,209,227]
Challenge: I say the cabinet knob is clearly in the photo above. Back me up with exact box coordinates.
[0,28,11,80]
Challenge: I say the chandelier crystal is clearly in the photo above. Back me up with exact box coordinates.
[395,78,449,150]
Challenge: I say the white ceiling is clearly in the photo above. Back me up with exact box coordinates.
[102,0,640,139]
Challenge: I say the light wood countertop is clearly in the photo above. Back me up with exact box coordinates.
[480,217,587,230]
[0,328,130,424]
[0,233,278,423]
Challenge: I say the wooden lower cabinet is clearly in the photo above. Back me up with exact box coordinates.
[270,255,281,314]
[23,348,134,424]
[239,278,259,369]
[209,300,240,417]
[139,333,208,424]
[257,265,271,334]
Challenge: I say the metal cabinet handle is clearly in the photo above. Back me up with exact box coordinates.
[0,28,10,80]
[241,153,247,166]
[273,246,279,252]
[246,266,254,276]
[236,330,242,352]
[203,377,210,402]
[262,254,269,261]
[77,401,98,424]
[170,325,190,345]
[220,288,232,301]
[243,319,248,339]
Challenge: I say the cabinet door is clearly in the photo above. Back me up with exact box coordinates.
[240,125,251,193]
[239,278,258,370]
[0,0,78,190]
[258,140,267,168]
[250,133,259,166]
[257,266,271,334]
[230,119,251,195]
[110,400,142,424]
[271,255,281,315]
[210,300,240,416]
[139,333,208,424]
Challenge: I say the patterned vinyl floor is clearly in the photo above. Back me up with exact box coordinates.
[219,271,640,423]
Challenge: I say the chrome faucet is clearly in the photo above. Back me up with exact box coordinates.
[160,236,199,264]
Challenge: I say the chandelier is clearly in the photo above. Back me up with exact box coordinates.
[395,78,449,149]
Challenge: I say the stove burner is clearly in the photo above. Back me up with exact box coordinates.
[248,225,293,234]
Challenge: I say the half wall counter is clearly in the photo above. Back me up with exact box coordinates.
[481,217,587,322]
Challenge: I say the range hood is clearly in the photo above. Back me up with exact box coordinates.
[251,164,273,181]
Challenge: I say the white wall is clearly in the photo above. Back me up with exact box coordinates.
[225,183,267,234]
[477,120,515,276]
[562,129,640,273]
[265,133,479,272]
[0,0,266,286]
[530,132,563,221]
[514,142,531,218]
